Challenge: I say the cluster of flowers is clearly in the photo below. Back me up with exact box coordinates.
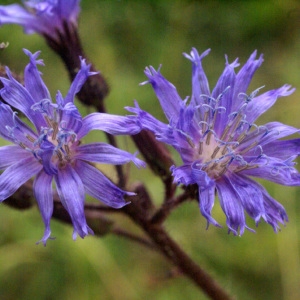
[0,0,299,244]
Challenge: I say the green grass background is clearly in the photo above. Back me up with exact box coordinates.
[0,0,300,299]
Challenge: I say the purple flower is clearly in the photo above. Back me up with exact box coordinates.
[128,48,300,235]
[0,0,80,38]
[0,49,144,245]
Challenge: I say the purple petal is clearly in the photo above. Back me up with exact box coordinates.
[262,139,300,159]
[240,156,300,186]
[216,176,248,235]
[183,48,211,105]
[141,66,182,122]
[0,145,32,170]
[60,102,83,133]
[245,84,295,124]
[239,122,299,153]
[212,57,239,135]
[258,185,288,231]
[38,140,58,175]
[198,184,221,228]
[0,156,42,201]
[33,170,54,246]
[0,1,81,36]
[0,4,36,32]
[64,58,97,104]
[226,173,266,224]
[74,142,145,168]
[23,49,51,103]
[74,160,133,208]
[0,68,46,129]
[171,164,196,186]
[54,164,93,240]
[77,113,141,139]
[232,50,264,111]
[126,101,168,136]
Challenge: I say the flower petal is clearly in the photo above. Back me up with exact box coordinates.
[33,170,54,246]
[212,57,239,135]
[0,100,38,143]
[258,185,288,231]
[262,139,300,159]
[216,176,248,235]
[54,164,93,240]
[0,67,46,129]
[74,160,133,208]
[183,48,211,105]
[0,145,32,170]
[245,84,295,124]
[64,58,97,104]
[198,184,221,228]
[23,49,51,103]
[241,156,300,186]
[74,142,145,168]
[77,112,141,139]
[0,4,36,32]
[232,50,264,110]
[227,173,266,224]
[141,66,182,122]
[0,156,42,201]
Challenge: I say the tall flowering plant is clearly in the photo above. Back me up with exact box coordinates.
[128,48,300,235]
[0,1,299,300]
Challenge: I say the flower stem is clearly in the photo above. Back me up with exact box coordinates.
[123,201,234,300]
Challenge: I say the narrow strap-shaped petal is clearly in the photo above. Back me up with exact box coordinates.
[33,170,54,246]
[257,184,288,231]
[245,84,295,124]
[23,49,51,103]
[0,4,37,32]
[198,183,221,228]
[241,155,300,186]
[64,58,97,104]
[54,164,93,240]
[262,139,300,159]
[212,57,239,135]
[232,50,264,111]
[77,112,141,139]
[216,176,248,235]
[141,66,182,122]
[0,145,32,170]
[226,173,266,224]
[74,142,145,168]
[126,101,168,136]
[0,68,46,130]
[183,48,211,105]
[74,160,133,208]
[238,122,299,154]
[0,156,42,201]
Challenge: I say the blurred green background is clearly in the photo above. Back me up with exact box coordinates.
[0,0,300,299]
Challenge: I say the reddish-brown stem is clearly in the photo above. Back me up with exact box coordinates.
[123,201,234,300]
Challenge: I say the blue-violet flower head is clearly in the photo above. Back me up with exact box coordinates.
[0,0,80,38]
[0,49,144,245]
[128,48,300,235]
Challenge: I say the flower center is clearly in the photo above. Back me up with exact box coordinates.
[192,87,266,179]
[6,99,78,174]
